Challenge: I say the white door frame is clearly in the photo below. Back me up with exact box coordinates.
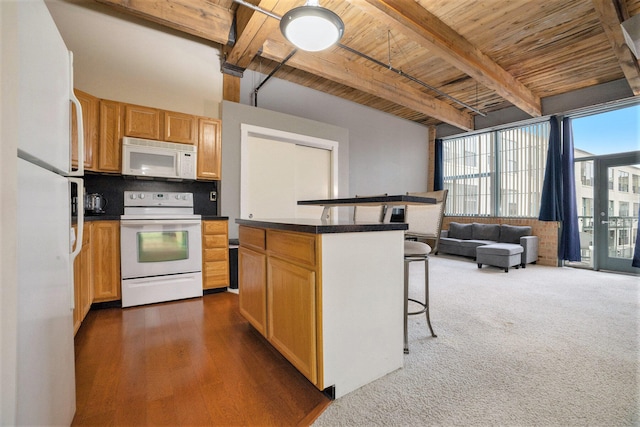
[240,124,339,219]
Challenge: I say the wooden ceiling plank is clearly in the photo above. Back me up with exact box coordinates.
[591,0,640,95]
[345,0,542,117]
[226,0,292,69]
[262,40,474,130]
[95,0,233,44]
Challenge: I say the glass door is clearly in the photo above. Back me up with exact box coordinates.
[594,153,640,274]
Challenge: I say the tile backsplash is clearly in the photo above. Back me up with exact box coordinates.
[82,173,219,218]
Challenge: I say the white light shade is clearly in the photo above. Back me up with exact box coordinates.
[280,5,344,52]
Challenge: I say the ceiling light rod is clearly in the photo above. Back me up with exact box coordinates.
[232,0,485,117]
[338,43,486,117]
[253,49,298,107]
[233,0,282,21]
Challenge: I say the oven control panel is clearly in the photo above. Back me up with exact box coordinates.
[124,191,193,207]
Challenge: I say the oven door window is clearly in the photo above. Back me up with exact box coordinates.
[137,231,188,262]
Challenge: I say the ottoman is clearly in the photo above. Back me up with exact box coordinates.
[476,243,524,272]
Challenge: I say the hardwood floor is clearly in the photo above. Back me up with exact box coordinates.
[72,291,331,426]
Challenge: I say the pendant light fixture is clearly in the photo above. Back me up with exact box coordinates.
[280,0,344,52]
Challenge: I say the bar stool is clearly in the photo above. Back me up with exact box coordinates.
[404,240,437,354]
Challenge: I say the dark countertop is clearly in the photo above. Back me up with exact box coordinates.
[236,218,408,234]
[298,194,436,206]
[81,215,227,222]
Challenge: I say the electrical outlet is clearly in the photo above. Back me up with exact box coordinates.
[209,191,217,202]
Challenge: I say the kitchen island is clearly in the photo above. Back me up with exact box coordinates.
[236,218,407,398]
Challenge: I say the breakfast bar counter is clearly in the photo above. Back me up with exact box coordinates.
[236,218,407,398]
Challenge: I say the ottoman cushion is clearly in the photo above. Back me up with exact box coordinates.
[476,243,523,256]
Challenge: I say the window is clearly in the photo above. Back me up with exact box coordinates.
[581,198,593,217]
[608,169,614,190]
[618,171,629,192]
[442,121,549,217]
[618,229,629,246]
[581,162,594,186]
[633,175,640,194]
[619,201,629,217]
[609,200,614,216]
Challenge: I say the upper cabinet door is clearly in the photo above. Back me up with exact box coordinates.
[124,104,160,140]
[198,118,222,180]
[72,89,98,170]
[164,111,197,144]
[98,100,122,172]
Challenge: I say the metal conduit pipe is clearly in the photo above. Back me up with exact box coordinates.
[232,0,485,116]
[253,49,298,107]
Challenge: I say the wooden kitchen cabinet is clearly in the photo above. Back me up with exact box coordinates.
[202,220,229,289]
[238,226,267,336]
[73,223,93,335]
[71,89,98,170]
[197,118,222,180]
[268,257,318,383]
[165,111,197,144]
[91,221,121,302]
[98,100,123,172]
[124,103,160,140]
[238,226,320,387]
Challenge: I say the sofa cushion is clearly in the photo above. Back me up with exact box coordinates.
[499,224,532,244]
[472,223,500,241]
[448,222,472,239]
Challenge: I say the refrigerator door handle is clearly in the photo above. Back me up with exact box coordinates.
[70,177,84,261]
[68,51,84,177]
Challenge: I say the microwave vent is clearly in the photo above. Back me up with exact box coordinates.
[122,136,197,152]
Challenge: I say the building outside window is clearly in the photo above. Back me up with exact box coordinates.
[618,171,629,192]
[581,162,594,186]
[609,169,614,190]
[619,201,629,217]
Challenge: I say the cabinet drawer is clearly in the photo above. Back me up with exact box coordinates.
[203,221,228,235]
[204,234,227,248]
[267,230,317,268]
[204,247,228,262]
[204,261,229,282]
[239,226,266,250]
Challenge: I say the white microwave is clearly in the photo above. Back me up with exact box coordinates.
[122,137,197,180]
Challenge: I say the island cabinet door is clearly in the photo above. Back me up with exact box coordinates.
[267,257,317,385]
[238,246,267,336]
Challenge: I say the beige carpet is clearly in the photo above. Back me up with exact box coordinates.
[313,255,640,426]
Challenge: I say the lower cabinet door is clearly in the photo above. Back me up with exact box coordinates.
[267,257,317,385]
[238,246,267,336]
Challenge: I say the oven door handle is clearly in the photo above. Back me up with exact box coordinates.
[120,219,202,226]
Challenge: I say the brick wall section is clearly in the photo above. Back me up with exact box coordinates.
[441,216,560,267]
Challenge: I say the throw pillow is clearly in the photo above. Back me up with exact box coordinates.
[448,222,472,239]
[499,224,532,243]
[472,223,500,241]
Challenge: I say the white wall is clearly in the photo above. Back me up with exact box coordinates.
[2,2,20,423]
[221,101,350,239]
[240,70,430,196]
[46,0,223,118]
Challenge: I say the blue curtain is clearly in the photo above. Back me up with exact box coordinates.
[434,139,443,191]
[539,116,563,221]
[559,117,581,261]
[539,116,581,261]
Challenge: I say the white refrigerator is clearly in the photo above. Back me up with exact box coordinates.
[5,0,84,424]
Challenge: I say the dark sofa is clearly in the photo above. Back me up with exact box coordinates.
[439,222,539,266]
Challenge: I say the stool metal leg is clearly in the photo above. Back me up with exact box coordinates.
[423,256,437,338]
[404,255,437,355]
[403,259,410,354]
